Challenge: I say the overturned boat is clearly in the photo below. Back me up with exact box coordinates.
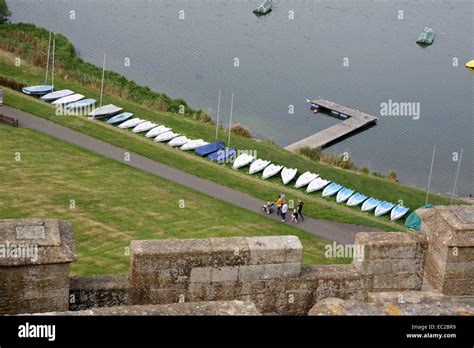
[107,112,133,125]
[41,89,75,102]
[262,164,283,180]
[233,153,255,169]
[89,104,123,119]
[249,159,271,175]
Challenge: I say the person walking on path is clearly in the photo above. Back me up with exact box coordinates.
[276,195,283,216]
[290,209,298,223]
[297,199,305,221]
[281,202,289,223]
[280,193,286,204]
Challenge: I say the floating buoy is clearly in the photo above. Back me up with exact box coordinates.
[466,60,474,69]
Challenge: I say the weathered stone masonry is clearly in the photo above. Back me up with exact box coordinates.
[1,205,472,315]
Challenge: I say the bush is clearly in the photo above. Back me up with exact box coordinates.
[359,166,370,174]
[372,172,385,178]
[0,76,26,90]
[386,170,398,181]
[265,137,276,146]
[230,123,252,138]
[298,146,321,161]
[0,0,11,25]
[320,153,355,170]
[0,23,206,119]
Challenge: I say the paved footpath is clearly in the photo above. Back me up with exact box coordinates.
[2,106,381,243]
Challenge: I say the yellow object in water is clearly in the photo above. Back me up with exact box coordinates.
[466,60,474,68]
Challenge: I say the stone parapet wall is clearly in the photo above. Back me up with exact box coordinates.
[353,232,428,291]
[0,219,76,314]
[418,206,474,295]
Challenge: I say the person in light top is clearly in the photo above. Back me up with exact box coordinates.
[281,203,289,223]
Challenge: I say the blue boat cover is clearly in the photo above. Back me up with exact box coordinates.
[348,192,367,204]
[107,112,133,124]
[195,142,224,156]
[207,148,237,163]
[22,85,54,95]
[405,204,433,230]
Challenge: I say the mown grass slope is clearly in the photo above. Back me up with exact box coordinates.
[0,124,348,275]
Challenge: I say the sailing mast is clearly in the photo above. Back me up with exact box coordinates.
[215,89,221,140]
[44,30,52,85]
[99,53,106,108]
[51,39,55,88]
[228,93,234,147]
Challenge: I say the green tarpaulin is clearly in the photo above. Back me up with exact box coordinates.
[405,204,434,230]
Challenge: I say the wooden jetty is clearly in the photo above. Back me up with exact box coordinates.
[285,98,378,152]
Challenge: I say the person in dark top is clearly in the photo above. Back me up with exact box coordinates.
[297,199,304,221]
[291,209,298,223]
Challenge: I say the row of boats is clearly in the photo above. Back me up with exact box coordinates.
[22,86,409,222]
[232,153,409,221]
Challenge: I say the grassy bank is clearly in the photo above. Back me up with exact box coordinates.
[0,124,347,274]
[0,25,462,232]
[0,23,209,118]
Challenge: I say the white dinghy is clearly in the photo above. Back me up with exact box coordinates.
[155,131,180,142]
[52,93,84,106]
[133,121,157,133]
[118,118,146,129]
[232,154,255,169]
[281,168,297,185]
[145,125,171,138]
[41,89,74,102]
[168,136,189,147]
[88,104,123,119]
[181,139,208,151]
[262,164,283,179]
[295,172,318,189]
[306,177,330,193]
[249,159,270,175]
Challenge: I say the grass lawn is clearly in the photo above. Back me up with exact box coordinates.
[0,48,462,233]
[0,124,350,275]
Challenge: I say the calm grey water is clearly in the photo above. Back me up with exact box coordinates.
[8,0,473,197]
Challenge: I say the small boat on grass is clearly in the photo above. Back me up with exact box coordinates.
[391,205,410,221]
[295,172,318,189]
[168,136,189,147]
[64,98,96,111]
[281,167,297,185]
[253,0,272,14]
[208,148,237,163]
[233,153,255,169]
[195,142,225,157]
[249,159,271,175]
[145,125,171,138]
[306,177,330,193]
[155,131,180,142]
[336,188,354,203]
[133,121,157,133]
[375,201,396,217]
[361,198,382,212]
[181,139,208,151]
[322,182,343,197]
[41,89,74,102]
[262,164,283,179]
[22,85,54,96]
[107,112,133,125]
[416,27,435,45]
[88,104,123,119]
[52,93,84,106]
[118,118,146,129]
[347,193,367,207]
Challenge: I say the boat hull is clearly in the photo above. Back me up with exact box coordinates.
[262,164,283,179]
